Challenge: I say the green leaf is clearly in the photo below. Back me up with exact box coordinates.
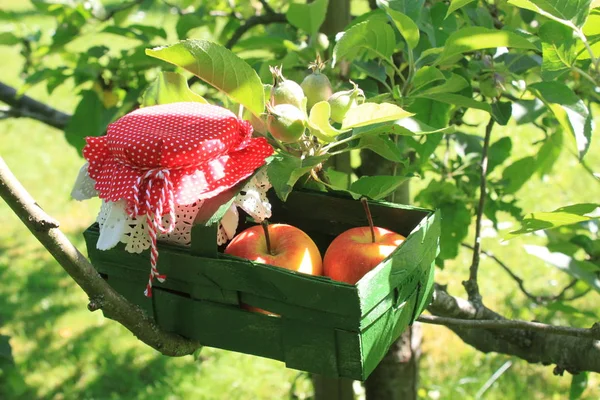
[419,93,492,113]
[547,302,598,319]
[501,156,537,194]
[176,13,205,40]
[65,90,119,153]
[528,82,592,160]
[0,334,13,364]
[381,4,420,49]
[146,40,265,117]
[142,72,208,107]
[539,21,576,80]
[512,99,545,124]
[350,175,409,200]
[524,245,600,292]
[536,131,563,178]
[488,137,512,172]
[508,0,592,28]
[0,29,19,45]
[410,66,446,94]
[286,0,329,35]
[385,0,425,21]
[415,180,471,261]
[415,73,469,96]
[507,203,600,239]
[358,134,404,162]
[341,102,413,130]
[332,20,396,67]
[351,117,455,138]
[446,0,476,17]
[267,153,330,201]
[308,101,344,142]
[407,98,452,129]
[570,373,588,400]
[435,27,537,65]
[491,101,512,125]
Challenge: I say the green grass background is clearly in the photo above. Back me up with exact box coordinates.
[1,1,599,399]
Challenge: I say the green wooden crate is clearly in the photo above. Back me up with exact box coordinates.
[83,190,440,381]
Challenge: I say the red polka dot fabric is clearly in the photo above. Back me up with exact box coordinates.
[83,102,273,216]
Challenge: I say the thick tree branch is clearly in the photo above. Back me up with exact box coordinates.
[418,315,600,340]
[0,156,200,357]
[0,81,71,130]
[428,286,600,373]
[463,118,495,306]
[461,243,583,304]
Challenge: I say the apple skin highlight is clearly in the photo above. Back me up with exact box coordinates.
[323,227,405,285]
[224,224,323,276]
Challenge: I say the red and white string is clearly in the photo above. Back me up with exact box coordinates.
[130,168,177,297]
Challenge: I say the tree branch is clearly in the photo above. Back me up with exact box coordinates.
[257,0,276,15]
[418,315,600,340]
[225,12,287,49]
[0,81,71,130]
[0,156,200,357]
[463,118,495,306]
[461,243,583,304]
[428,285,600,373]
[99,0,145,21]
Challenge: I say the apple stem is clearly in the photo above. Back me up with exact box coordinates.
[262,220,274,256]
[361,197,376,244]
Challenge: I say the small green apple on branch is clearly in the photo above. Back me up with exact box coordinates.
[143,39,429,290]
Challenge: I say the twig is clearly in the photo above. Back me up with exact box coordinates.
[99,0,144,21]
[225,12,287,49]
[463,118,495,306]
[0,156,200,356]
[257,0,275,15]
[0,81,71,130]
[418,314,600,340]
[461,243,583,304]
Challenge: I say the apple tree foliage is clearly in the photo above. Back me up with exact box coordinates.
[1,0,600,391]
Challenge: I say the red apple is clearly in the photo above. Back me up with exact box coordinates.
[224,223,323,314]
[323,227,405,285]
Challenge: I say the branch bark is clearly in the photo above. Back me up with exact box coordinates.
[0,81,71,130]
[463,118,495,306]
[428,285,600,374]
[0,156,200,357]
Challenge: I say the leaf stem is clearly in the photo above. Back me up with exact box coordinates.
[574,28,600,74]
[361,197,376,243]
[321,135,357,153]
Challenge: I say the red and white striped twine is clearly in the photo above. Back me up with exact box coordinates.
[130,168,177,297]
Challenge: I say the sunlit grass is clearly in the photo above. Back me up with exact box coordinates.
[1,1,599,399]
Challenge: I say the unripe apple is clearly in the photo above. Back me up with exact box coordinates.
[270,66,305,109]
[328,81,365,124]
[302,72,332,111]
[267,104,306,143]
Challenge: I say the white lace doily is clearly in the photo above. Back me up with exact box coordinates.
[218,168,272,245]
[71,162,98,201]
[96,199,204,253]
[73,163,273,252]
